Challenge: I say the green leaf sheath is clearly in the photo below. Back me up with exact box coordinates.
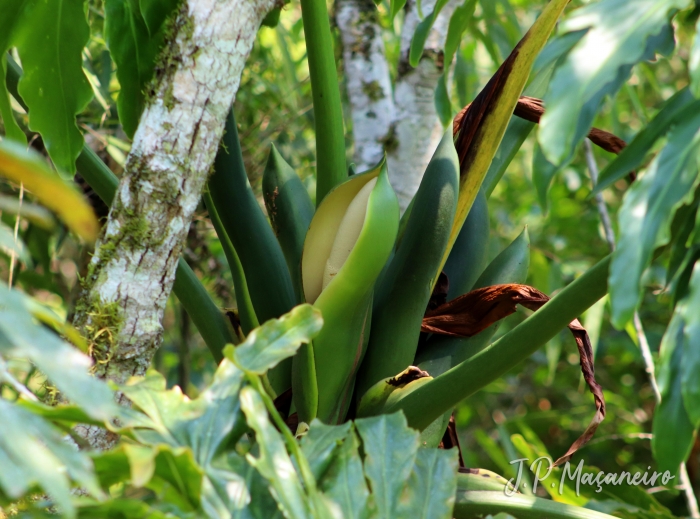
[652,314,695,474]
[299,0,347,204]
[310,165,399,423]
[104,0,179,138]
[209,112,296,325]
[392,254,610,431]
[262,145,315,302]
[5,57,234,363]
[417,228,530,379]
[13,0,93,175]
[539,0,687,166]
[356,130,458,398]
[203,191,259,336]
[208,112,296,393]
[609,109,700,328]
[594,88,700,195]
[443,188,490,300]
[454,491,619,519]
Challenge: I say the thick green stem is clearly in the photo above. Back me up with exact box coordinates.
[5,55,234,363]
[454,491,618,519]
[389,255,611,430]
[300,0,347,203]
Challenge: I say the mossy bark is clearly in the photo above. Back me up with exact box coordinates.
[72,0,277,450]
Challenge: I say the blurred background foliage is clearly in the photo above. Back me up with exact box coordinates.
[1,0,699,514]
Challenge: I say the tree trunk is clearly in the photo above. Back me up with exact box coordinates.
[73,0,276,450]
[337,0,457,211]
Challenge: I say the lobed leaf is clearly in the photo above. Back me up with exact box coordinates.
[354,413,419,519]
[539,0,686,166]
[13,0,93,174]
[229,304,322,376]
[396,448,458,519]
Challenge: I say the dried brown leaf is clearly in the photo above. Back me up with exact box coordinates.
[422,283,605,466]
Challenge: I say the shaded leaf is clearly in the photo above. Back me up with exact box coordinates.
[14,0,93,174]
[0,220,30,265]
[0,140,99,243]
[396,448,458,519]
[229,303,322,375]
[421,283,604,465]
[0,55,25,144]
[409,0,451,68]
[680,263,700,427]
[539,0,685,165]
[652,313,696,474]
[609,109,700,327]
[355,412,419,519]
[691,16,700,98]
[105,0,180,138]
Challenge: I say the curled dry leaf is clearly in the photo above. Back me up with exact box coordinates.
[422,283,605,466]
[454,95,628,161]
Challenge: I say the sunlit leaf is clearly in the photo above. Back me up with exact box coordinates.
[300,420,352,481]
[395,448,458,519]
[0,399,104,519]
[609,110,700,327]
[690,16,700,98]
[14,0,93,174]
[0,140,99,243]
[0,55,26,144]
[539,0,685,165]
[354,413,419,519]
[409,0,450,68]
[239,386,311,519]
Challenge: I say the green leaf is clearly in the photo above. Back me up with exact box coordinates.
[0,283,119,421]
[0,55,25,144]
[14,0,93,174]
[262,144,315,302]
[396,448,458,519]
[229,304,322,376]
[690,16,700,98]
[240,386,312,519]
[652,313,696,474]
[454,490,621,519]
[0,220,30,265]
[318,425,371,519]
[409,0,451,68]
[0,139,100,244]
[105,0,179,138]
[354,413,419,519]
[680,263,700,427]
[0,399,104,519]
[594,88,700,195]
[609,110,700,328]
[441,0,569,277]
[358,130,458,398]
[539,0,686,165]
[300,420,352,481]
[389,0,408,22]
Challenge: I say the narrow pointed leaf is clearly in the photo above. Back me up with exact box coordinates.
[609,110,700,328]
[681,264,700,427]
[539,0,686,165]
[0,56,25,144]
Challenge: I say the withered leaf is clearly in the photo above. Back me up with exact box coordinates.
[422,283,605,466]
[454,95,628,162]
